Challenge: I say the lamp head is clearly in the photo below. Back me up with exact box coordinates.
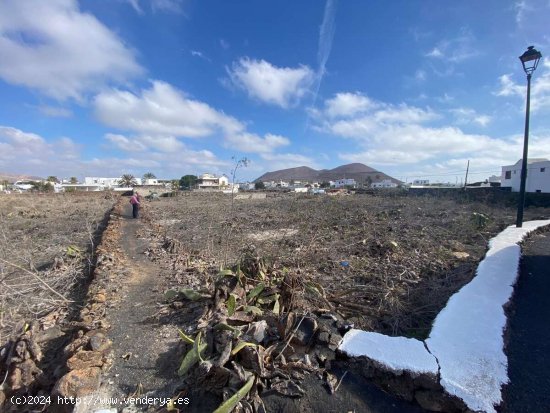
[519,46,542,75]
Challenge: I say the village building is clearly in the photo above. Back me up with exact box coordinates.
[371,179,398,189]
[196,173,229,190]
[332,178,357,188]
[501,158,550,193]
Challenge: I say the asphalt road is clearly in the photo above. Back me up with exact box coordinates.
[501,230,550,413]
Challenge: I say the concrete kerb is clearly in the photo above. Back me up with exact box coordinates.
[337,220,550,413]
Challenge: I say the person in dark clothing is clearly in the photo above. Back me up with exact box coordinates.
[129,191,140,218]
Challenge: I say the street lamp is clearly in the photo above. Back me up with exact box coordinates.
[516,46,542,228]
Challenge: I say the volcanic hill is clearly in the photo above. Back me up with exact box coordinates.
[255,163,401,185]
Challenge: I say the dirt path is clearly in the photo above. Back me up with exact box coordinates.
[75,203,428,413]
[502,231,550,413]
[80,206,182,411]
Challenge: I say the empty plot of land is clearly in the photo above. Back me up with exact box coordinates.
[144,192,546,337]
[0,193,114,343]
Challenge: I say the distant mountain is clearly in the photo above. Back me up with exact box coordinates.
[0,172,43,183]
[255,163,401,185]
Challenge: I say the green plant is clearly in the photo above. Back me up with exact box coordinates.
[118,174,137,187]
[254,181,265,190]
[179,174,197,189]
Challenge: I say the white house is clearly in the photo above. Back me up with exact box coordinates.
[371,179,398,189]
[84,177,143,188]
[332,178,357,188]
[501,158,550,193]
[143,178,162,186]
[197,173,229,190]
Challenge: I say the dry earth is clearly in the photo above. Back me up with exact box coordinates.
[1,191,549,412]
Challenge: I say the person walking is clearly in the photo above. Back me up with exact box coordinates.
[130,191,141,218]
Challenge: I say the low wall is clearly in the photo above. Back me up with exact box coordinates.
[408,187,550,208]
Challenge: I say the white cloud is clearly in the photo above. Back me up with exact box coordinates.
[191,50,210,62]
[313,0,338,105]
[450,107,492,127]
[224,133,290,153]
[0,126,81,174]
[514,1,533,25]
[495,60,550,112]
[415,69,427,82]
[259,152,318,171]
[227,58,314,108]
[0,0,142,100]
[151,0,184,14]
[220,39,230,50]
[424,28,479,64]
[426,47,444,58]
[120,0,144,14]
[37,105,73,118]
[96,80,293,156]
[94,80,243,138]
[323,92,378,118]
[313,92,550,172]
[0,124,232,178]
[105,133,147,152]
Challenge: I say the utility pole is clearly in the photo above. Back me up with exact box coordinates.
[463,160,470,190]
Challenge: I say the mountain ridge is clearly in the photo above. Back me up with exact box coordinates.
[255,163,401,185]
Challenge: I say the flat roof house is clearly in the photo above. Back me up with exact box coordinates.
[501,158,550,193]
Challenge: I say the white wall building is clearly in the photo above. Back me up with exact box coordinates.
[371,179,398,189]
[143,178,161,186]
[332,178,357,188]
[501,158,550,193]
[197,173,229,190]
[84,177,142,188]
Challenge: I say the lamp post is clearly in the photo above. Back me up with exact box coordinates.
[516,46,542,228]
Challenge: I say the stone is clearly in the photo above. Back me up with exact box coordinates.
[414,389,459,412]
[317,331,330,344]
[67,351,104,370]
[290,316,317,346]
[328,333,342,351]
[413,373,440,391]
[452,252,470,259]
[94,292,107,303]
[35,325,64,343]
[88,333,112,353]
[53,367,101,398]
[246,320,268,343]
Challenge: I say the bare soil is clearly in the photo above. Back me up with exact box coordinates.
[0,193,114,343]
[1,191,549,413]
[143,192,547,338]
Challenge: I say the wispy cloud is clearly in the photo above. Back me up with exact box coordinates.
[36,105,73,118]
[120,0,144,14]
[151,0,184,14]
[424,28,479,64]
[190,50,211,62]
[220,39,230,50]
[449,107,492,127]
[495,59,550,112]
[514,1,532,25]
[313,0,338,105]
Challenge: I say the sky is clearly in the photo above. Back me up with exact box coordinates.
[1,0,550,183]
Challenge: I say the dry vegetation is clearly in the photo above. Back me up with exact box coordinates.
[0,193,114,344]
[145,191,542,337]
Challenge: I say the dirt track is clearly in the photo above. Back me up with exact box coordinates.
[84,202,429,412]
[96,204,181,402]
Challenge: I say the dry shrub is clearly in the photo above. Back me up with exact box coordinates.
[0,193,114,344]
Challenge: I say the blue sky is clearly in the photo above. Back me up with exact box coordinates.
[1,0,550,183]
